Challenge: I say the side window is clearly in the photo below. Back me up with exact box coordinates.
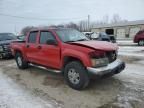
[28,31,38,43]
[40,31,56,44]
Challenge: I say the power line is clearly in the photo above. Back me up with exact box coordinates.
[0,13,87,21]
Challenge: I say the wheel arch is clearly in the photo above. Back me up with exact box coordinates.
[14,49,27,61]
[14,49,22,55]
[61,56,87,74]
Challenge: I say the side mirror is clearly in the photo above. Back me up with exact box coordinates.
[46,39,57,45]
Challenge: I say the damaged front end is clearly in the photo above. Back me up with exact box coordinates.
[87,50,125,78]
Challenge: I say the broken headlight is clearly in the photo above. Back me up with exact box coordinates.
[91,58,109,67]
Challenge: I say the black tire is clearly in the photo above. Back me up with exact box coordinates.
[64,61,89,90]
[15,52,28,69]
[138,40,144,46]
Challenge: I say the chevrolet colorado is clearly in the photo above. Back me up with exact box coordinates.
[11,28,125,90]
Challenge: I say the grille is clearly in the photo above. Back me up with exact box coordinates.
[106,51,117,63]
[3,44,11,51]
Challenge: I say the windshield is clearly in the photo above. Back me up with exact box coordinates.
[0,33,16,41]
[56,29,89,42]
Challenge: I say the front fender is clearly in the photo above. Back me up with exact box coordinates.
[11,44,27,60]
[61,49,91,68]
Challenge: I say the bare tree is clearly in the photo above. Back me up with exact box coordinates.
[57,24,65,28]
[103,15,109,24]
[111,14,121,23]
[79,20,89,32]
[48,25,58,28]
[21,26,34,35]
[111,14,128,24]
[65,22,79,30]
[20,14,127,34]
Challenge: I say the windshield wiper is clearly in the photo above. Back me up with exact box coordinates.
[64,40,76,43]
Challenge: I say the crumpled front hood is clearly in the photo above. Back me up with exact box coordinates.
[70,40,118,51]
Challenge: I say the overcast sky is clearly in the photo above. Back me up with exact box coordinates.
[0,0,144,33]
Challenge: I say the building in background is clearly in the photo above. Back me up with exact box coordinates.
[91,20,144,39]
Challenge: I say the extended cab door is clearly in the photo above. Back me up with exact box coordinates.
[37,31,61,69]
[25,31,39,63]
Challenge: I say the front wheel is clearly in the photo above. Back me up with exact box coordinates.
[15,52,28,69]
[138,40,144,46]
[64,61,89,90]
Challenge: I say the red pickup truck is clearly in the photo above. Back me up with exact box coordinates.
[11,28,125,90]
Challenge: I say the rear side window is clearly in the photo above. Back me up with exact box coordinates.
[40,31,55,44]
[28,31,38,43]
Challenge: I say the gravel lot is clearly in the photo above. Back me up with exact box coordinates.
[0,46,144,108]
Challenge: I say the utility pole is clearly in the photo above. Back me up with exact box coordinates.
[88,15,90,31]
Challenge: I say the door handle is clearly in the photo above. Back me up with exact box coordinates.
[26,45,30,48]
[37,46,42,49]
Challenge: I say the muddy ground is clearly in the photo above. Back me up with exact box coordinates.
[0,54,144,108]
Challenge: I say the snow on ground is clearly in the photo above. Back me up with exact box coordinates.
[119,46,144,52]
[0,69,61,108]
[118,46,144,58]
[0,39,144,108]
[116,39,144,58]
[1,59,144,108]
[117,39,137,46]
[118,52,144,58]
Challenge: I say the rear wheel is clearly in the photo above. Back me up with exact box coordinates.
[15,52,28,69]
[64,61,89,90]
[138,40,144,46]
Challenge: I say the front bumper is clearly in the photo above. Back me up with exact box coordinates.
[87,59,125,78]
[0,51,13,59]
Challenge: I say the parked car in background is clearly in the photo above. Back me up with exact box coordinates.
[109,35,116,43]
[0,33,16,59]
[16,34,25,41]
[89,32,99,39]
[82,32,93,38]
[89,32,116,43]
[91,32,110,41]
[133,30,144,46]
[11,28,125,90]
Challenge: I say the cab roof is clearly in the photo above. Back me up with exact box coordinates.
[30,27,72,32]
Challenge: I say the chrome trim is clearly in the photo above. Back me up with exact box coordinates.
[30,64,61,73]
[46,68,61,73]
[87,59,124,75]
